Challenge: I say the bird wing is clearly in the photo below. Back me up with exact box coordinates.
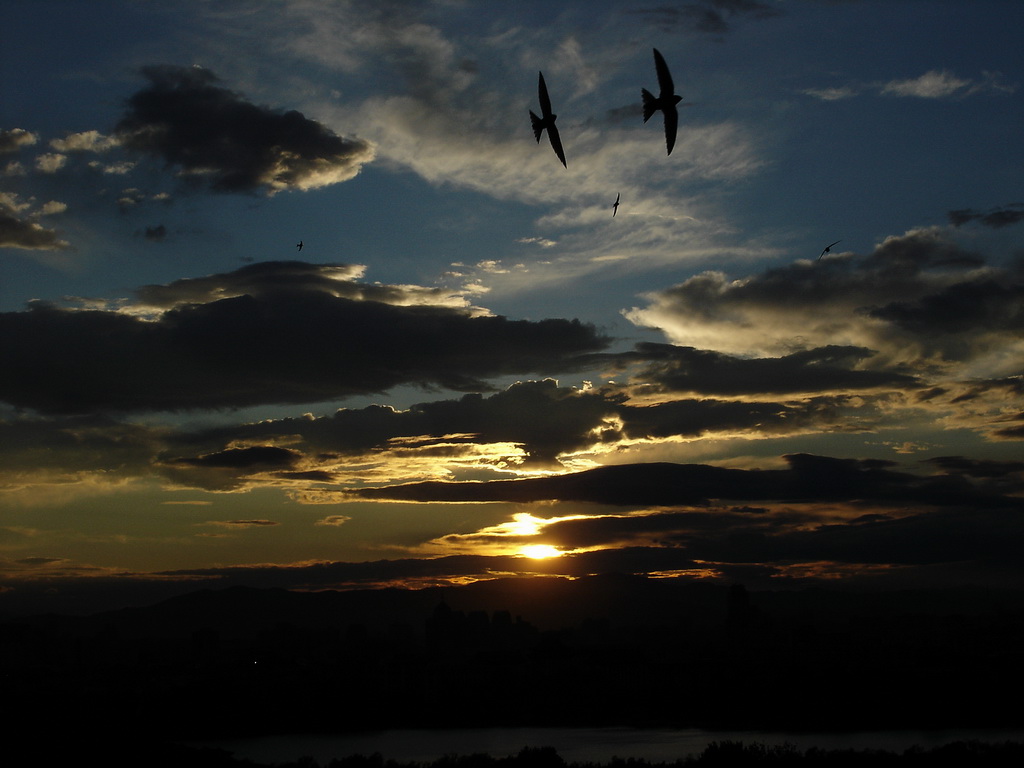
[538,72,553,118]
[663,104,678,155]
[653,48,674,97]
[818,241,840,259]
[547,121,567,168]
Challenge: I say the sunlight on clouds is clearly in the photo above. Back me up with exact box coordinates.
[519,544,564,559]
[418,510,593,557]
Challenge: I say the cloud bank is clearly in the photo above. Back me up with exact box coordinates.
[0,261,609,413]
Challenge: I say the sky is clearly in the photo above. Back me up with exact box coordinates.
[2,0,1023,614]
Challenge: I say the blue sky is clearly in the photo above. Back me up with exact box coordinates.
[2,0,1023,613]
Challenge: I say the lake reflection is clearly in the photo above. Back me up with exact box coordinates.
[207,726,1024,765]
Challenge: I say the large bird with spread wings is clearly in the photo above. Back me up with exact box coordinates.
[642,48,683,156]
[530,71,567,168]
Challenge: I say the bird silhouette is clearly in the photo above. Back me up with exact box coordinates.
[818,240,841,260]
[642,48,683,155]
[530,71,567,168]
[612,193,620,216]
[296,240,303,251]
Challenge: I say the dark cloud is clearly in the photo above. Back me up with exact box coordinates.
[181,379,865,471]
[626,342,920,396]
[159,446,305,492]
[183,378,623,466]
[630,0,782,36]
[0,263,609,414]
[0,415,162,478]
[927,455,1024,477]
[132,260,456,309]
[867,277,1024,356]
[170,445,301,470]
[618,395,857,440]
[349,453,1014,509]
[209,519,280,527]
[0,207,69,250]
[993,415,1024,440]
[948,205,1024,229]
[114,65,374,194]
[143,224,167,241]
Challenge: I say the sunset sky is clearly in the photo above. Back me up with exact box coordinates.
[2,0,1023,614]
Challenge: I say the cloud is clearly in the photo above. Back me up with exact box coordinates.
[623,342,920,396]
[35,152,67,173]
[0,128,39,153]
[629,1,782,37]
[170,445,303,470]
[143,224,167,241]
[49,130,119,153]
[131,378,900,494]
[160,446,306,492]
[0,262,610,413]
[948,204,1024,229]
[0,414,162,488]
[205,378,622,467]
[206,519,280,528]
[38,201,67,216]
[350,454,1021,515]
[802,86,859,101]
[131,260,464,310]
[624,229,1024,376]
[0,193,69,250]
[114,65,375,194]
[807,70,1014,102]
[881,70,971,98]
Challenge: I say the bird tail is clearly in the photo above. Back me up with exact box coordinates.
[529,110,544,142]
[641,88,658,123]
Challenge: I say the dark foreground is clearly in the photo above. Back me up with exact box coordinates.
[4,576,1024,739]
[26,741,1024,768]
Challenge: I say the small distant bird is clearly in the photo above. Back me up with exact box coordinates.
[818,240,841,260]
[642,48,683,156]
[612,193,620,217]
[530,71,567,168]
[296,240,303,251]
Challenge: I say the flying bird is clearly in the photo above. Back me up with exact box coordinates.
[530,71,567,168]
[296,240,303,251]
[642,48,683,156]
[612,193,620,217]
[818,240,841,260]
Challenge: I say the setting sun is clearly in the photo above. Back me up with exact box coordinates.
[519,544,563,559]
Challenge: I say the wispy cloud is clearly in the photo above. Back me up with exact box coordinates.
[880,69,971,98]
[806,69,1016,101]
[948,203,1024,229]
[628,1,783,38]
